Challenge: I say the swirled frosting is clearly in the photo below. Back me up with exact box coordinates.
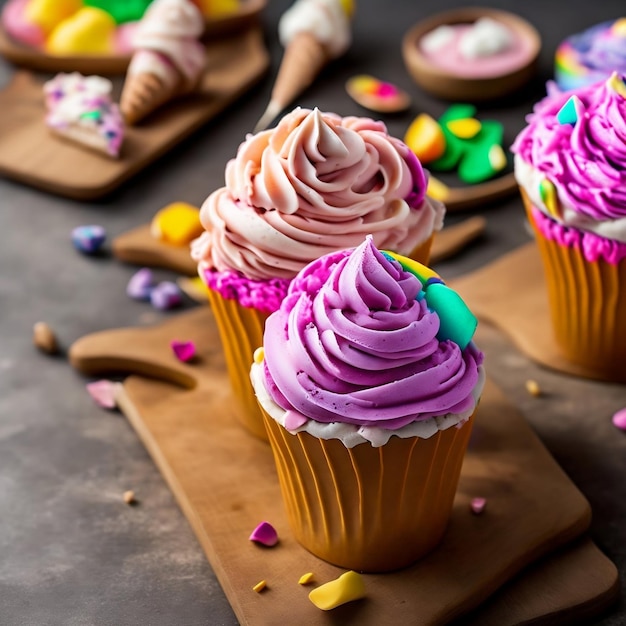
[278,0,351,58]
[251,237,484,447]
[192,107,445,311]
[512,74,626,247]
[555,19,626,91]
[129,0,205,85]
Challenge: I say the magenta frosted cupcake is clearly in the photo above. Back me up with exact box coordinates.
[251,237,484,571]
[512,73,626,380]
[192,107,445,439]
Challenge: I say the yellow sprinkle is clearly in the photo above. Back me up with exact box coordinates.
[176,276,209,303]
[298,572,315,585]
[339,0,355,18]
[308,571,366,611]
[612,18,626,36]
[540,179,561,219]
[123,490,137,505]
[253,347,265,364]
[252,580,267,593]
[488,144,507,172]
[150,202,203,246]
[525,379,542,397]
[446,118,481,139]
[426,175,449,201]
[404,113,446,163]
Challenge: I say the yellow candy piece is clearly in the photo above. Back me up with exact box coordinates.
[446,118,482,139]
[488,144,507,172]
[612,18,626,36]
[46,8,116,55]
[607,71,626,98]
[150,202,203,246]
[253,347,264,364]
[25,0,82,35]
[252,580,267,593]
[426,175,449,202]
[298,572,314,585]
[197,0,240,18]
[404,113,446,163]
[340,0,355,18]
[308,571,366,611]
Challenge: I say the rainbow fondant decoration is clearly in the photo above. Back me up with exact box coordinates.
[555,18,626,91]
[382,250,477,350]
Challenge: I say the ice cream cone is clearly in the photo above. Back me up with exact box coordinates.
[120,71,181,125]
[254,31,329,132]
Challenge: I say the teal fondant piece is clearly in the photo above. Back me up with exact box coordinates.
[83,0,154,24]
[556,96,580,126]
[423,283,477,350]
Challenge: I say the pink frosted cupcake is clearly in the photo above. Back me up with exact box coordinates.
[192,107,445,439]
[251,237,484,571]
[512,73,626,380]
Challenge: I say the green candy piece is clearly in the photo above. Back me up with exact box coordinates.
[83,0,154,24]
[424,283,477,350]
[429,105,508,184]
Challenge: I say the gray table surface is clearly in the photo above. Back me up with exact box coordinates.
[1,0,625,624]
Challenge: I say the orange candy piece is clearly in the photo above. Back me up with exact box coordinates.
[404,113,446,163]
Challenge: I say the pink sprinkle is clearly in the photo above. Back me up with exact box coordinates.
[377,82,399,98]
[284,410,308,430]
[249,521,279,547]
[86,380,118,409]
[170,340,196,362]
[612,408,626,431]
[470,497,487,515]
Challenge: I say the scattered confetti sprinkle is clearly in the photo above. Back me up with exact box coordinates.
[170,340,196,363]
[252,580,267,593]
[150,281,182,310]
[249,521,279,547]
[612,408,626,431]
[298,572,315,585]
[470,497,487,515]
[123,490,137,505]
[525,379,542,397]
[127,268,154,301]
[71,225,106,255]
[86,380,118,409]
[33,321,59,355]
[309,571,366,610]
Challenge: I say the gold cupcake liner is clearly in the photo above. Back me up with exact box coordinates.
[262,407,476,573]
[409,233,433,265]
[523,192,626,377]
[207,289,269,440]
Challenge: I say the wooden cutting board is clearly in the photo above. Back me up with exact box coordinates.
[111,216,488,276]
[68,306,619,625]
[451,241,626,383]
[0,27,269,200]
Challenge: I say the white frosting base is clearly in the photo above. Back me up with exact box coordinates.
[251,361,485,448]
[515,155,626,243]
[278,0,351,58]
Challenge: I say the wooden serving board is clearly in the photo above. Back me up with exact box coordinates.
[451,241,626,384]
[0,27,269,200]
[68,306,619,625]
[0,0,266,74]
[111,216,487,276]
